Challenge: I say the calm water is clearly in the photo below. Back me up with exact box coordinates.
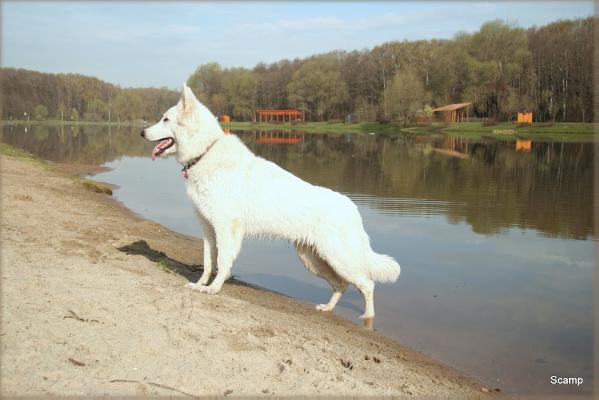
[2,124,595,395]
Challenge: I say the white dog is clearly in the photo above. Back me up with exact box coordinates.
[141,84,400,318]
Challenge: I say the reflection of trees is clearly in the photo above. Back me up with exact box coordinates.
[241,132,594,240]
[0,125,152,165]
[0,126,593,240]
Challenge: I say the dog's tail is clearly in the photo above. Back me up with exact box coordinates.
[368,252,401,283]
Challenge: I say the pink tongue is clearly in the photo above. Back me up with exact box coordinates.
[151,138,174,160]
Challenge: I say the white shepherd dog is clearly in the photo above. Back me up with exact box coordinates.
[141,84,400,318]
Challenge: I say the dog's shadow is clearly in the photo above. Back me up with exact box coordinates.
[118,240,203,281]
[117,240,261,290]
[117,240,364,316]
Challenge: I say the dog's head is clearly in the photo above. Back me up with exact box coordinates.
[140,83,223,163]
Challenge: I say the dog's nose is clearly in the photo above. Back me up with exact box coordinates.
[140,129,146,138]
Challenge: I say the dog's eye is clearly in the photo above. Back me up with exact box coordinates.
[163,117,169,122]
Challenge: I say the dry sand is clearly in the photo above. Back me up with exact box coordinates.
[0,152,497,398]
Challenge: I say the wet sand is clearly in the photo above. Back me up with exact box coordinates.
[0,153,496,397]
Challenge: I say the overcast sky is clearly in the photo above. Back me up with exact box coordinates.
[1,1,594,89]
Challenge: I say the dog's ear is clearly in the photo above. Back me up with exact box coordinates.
[178,83,197,123]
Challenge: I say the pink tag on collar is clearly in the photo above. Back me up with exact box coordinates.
[181,169,189,179]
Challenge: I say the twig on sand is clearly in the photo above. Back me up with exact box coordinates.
[148,381,195,397]
[63,309,86,322]
[188,293,194,321]
[109,379,139,384]
[110,379,195,397]
[68,357,86,366]
[63,309,100,323]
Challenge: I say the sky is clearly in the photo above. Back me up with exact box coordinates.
[1,1,594,89]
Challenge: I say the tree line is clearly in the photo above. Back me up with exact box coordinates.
[1,17,592,124]
[187,17,593,123]
[0,69,179,122]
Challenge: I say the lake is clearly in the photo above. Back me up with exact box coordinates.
[1,123,595,395]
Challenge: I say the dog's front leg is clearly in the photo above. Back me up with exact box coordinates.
[193,223,243,295]
[200,235,217,284]
[187,213,217,289]
[186,236,216,289]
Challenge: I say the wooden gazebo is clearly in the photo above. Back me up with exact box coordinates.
[432,102,471,123]
[256,109,303,123]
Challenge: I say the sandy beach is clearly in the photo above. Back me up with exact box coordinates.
[0,151,496,397]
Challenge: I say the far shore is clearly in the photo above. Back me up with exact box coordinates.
[3,118,596,141]
[1,119,147,127]
[0,144,497,397]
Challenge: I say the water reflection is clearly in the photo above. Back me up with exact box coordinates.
[1,125,594,240]
[362,317,375,331]
[242,132,595,240]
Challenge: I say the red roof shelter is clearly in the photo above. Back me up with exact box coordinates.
[256,109,303,123]
[255,131,304,144]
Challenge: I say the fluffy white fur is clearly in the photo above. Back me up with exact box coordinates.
[142,84,400,318]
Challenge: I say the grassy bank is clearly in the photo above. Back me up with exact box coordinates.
[225,121,596,141]
[432,121,596,141]
[0,142,42,163]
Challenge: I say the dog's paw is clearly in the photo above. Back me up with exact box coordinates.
[315,303,334,312]
[196,285,221,295]
[198,278,210,286]
[186,282,205,290]
[359,312,375,319]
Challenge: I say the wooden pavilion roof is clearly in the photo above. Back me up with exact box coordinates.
[431,102,472,112]
[256,109,302,116]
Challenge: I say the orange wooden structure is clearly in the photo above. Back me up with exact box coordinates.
[255,131,304,144]
[432,102,471,123]
[516,139,532,152]
[220,114,231,123]
[517,112,533,124]
[256,109,303,123]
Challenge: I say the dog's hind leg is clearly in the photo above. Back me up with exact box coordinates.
[353,276,375,319]
[313,235,376,319]
[187,212,217,289]
[295,243,348,312]
[194,222,243,295]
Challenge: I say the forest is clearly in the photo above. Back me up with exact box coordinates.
[0,69,179,123]
[0,17,593,124]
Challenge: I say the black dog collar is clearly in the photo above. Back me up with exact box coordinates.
[181,138,220,179]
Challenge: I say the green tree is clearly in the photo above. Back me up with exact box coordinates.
[112,92,142,121]
[386,68,430,125]
[84,98,107,121]
[224,68,257,120]
[187,62,223,106]
[33,104,48,120]
[287,56,349,121]
[55,103,66,120]
[210,94,227,118]
[466,20,530,119]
